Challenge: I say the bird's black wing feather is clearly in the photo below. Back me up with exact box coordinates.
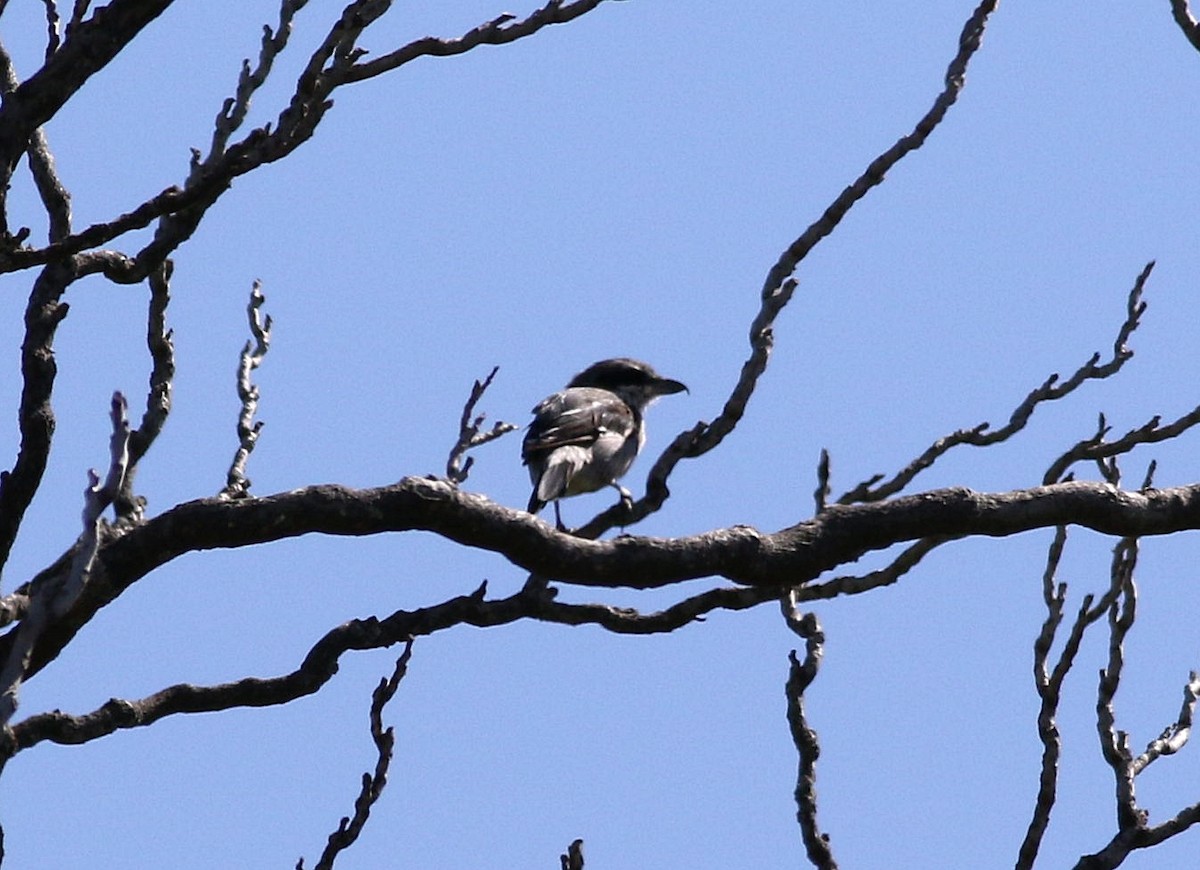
[522,388,633,463]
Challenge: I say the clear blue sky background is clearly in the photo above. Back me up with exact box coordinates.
[3,2,1200,867]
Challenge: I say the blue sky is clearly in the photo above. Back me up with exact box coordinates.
[4,2,1200,867]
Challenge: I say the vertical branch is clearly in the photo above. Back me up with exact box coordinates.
[39,0,62,59]
[0,394,129,727]
[781,593,837,870]
[114,260,175,520]
[1018,520,1133,868]
[559,839,585,870]
[197,0,311,173]
[1016,526,1069,869]
[1095,538,1141,830]
[0,261,73,577]
[813,449,830,514]
[65,1,91,38]
[0,39,74,245]
[221,282,271,499]
[445,367,517,485]
[299,640,414,870]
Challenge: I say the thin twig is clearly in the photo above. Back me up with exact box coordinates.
[1044,400,1200,486]
[114,261,175,520]
[1132,672,1200,776]
[841,263,1151,504]
[4,576,782,760]
[781,594,836,870]
[446,367,518,485]
[0,394,129,727]
[221,283,271,499]
[1016,525,1069,870]
[813,449,830,514]
[338,0,611,84]
[65,0,89,40]
[794,537,952,602]
[199,0,310,174]
[39,0,61,59]
[300,640,414,870]
[1095,539,1141,830]
[559,839,584,870]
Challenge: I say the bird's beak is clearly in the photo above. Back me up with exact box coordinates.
[652,377,688,396]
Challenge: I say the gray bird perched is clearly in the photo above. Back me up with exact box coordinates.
[523,358,687,528]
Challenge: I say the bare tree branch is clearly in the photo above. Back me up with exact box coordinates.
[794,536,953,602]
[840,263,1150,504]
[0,1,619,277]
[559,839,584,870]
[114,260,175,521]
[1,575,777,759]
[0,261,73,576]
[1095,540,1141,830]
[1132,671,1200,775]
[813,449,831,514]
[0,38,73,244]
[0,394,129,726]
[11,473,1200,684]
[1016,525,1070,870]
[446,367,518,485]
[0,0,175,239]
[200,0,308,173]
[38,0,61,60]
[1072,545,1200,868]
[221,283,271,500]
[1044,401,1200,486]
[300,641,413,870]
[781,599,837,869]
[1169,0,1200,52]
[338,0,612,85]
[574,0,1001,540]
[65,1,91,40]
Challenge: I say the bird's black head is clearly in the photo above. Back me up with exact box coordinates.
[567,358,687,404]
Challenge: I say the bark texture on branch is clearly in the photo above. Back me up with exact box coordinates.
[8,475,1200,680]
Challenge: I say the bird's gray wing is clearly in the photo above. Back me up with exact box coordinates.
[521,389,633,462]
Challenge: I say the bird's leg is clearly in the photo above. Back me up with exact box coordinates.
[553,500,567,532]
[610,483,635,512]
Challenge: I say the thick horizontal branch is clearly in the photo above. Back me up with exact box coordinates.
[101,476,1200,588]
[8,475,1200,681]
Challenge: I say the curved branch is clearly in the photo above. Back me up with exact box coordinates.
[301,642,413,870]
[840,263,1151,504]
[337,0,613,85]
[10,475,1200,682]
[577,0,1002,538]
[0,260,73,574]
[1170,0,1200,53]
[3,576,771,759]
